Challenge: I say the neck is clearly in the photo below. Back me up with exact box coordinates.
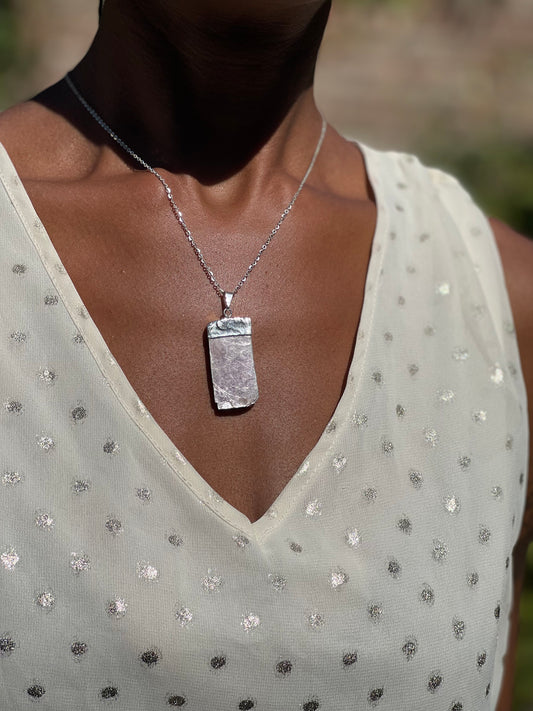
[68,0,331,184]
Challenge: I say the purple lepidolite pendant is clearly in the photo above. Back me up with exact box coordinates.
[207,316,259,410]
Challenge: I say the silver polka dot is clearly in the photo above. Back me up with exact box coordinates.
[325,420,336,434]
[241,612,261,631]
[27,684,45,699]
[105,517,123,535]
[398,295,405,305]
[233,534,249,548]
[363,487,378,503]
[494,602,501,620]
[103,438,120,454]
[387,558,401,579]
[305,499,322,517]
[70,640,88,658]
[478,525,491,544]
[1,547,19,570]
[384,331,393,342]
[435,281,450,296]
[36,590,55,609]
[472,409,487,424]
[307,611,325,630]
[443,495,461,515]
[342,651,358,666]
[490,365,504,386]
[491,486,503,500]
[402,637,418,660]
[423,427,439,447]
[381,438,394,454]
[397,515,412,535]
[477,651,487,669]
[408,363,419,376]
[432,539,448,563]
[458,455,471,470]
[10,330,27,344]
[424,324,436,336]
[368,687,384,705]
[332,455,347,472]
[453,617,466,640]
[72,479,90,494]
[106,597,127,617]
[44,293,59,306]
[34,510,55,530]
[70,552,91,574]
[396,404,405,418]
[297,461,310,477]
[136,486,152,502]
[100,686,118,700]
[137,561,159,581]
[289,541,302,553]
[371,371,384,385]
[2,470,23,486]
[12,263,27,274]
[368,603,383,622]
[330,567,349,588]
[0,635,16,657]
[70,405,87,422]
[436,389,455,404]
[409,470,423,488]
[268,573,286,591]
[201,569,222,592]
[352,412,369,428]
[467,572,479,588]
[38,367,57,385]
[452,347,470,361]
[427,671,443,692]
[36,433,55,451]
[420,584,435,605]
[345,527,362,548]
[505,435,514,451]
[4,399,23,414]
[175,606,193,626]
[276,659,293,675]
[210,654,226,669]
[139,647,162,667]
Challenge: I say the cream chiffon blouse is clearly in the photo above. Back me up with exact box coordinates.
[0,137,528,710]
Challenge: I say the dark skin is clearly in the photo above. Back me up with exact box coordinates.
[0,1,532,706]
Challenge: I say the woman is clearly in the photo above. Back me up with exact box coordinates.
[0,0,531,708]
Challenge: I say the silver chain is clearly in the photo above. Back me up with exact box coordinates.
[64,72,327,314]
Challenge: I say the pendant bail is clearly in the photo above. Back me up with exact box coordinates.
[222,291,234,318]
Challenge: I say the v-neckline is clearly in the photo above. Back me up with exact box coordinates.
[0,136,388,542]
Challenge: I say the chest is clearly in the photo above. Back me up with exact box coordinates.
[23,177,378,523]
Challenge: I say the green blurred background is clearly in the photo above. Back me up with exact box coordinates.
[0,0,532,706]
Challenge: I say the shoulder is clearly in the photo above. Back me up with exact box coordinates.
[0,81,92,181]
[488,216,533,546]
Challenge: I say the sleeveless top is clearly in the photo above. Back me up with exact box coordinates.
[0,138,529,711]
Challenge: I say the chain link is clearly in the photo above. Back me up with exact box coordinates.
[64,72,327,307]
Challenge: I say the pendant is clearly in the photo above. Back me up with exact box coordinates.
[207,292,259,410]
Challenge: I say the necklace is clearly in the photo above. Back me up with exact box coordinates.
[64,72,327,410]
